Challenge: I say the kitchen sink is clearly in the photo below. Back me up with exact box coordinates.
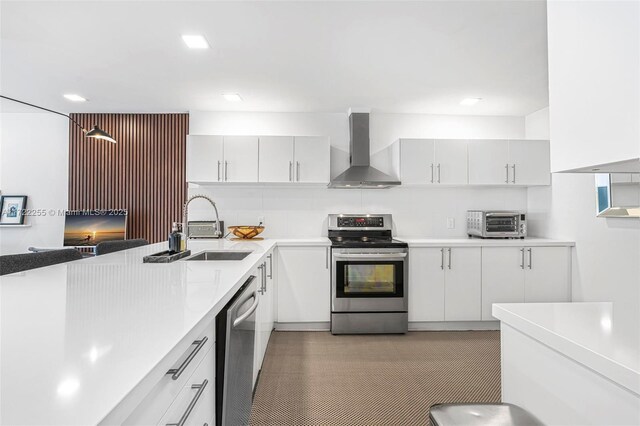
[184,250,252,261]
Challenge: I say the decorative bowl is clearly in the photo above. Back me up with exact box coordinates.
[228,225,265,239]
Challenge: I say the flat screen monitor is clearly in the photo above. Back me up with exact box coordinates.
[63,210,127,247]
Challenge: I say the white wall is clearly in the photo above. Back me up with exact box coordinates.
[547,0,640,171]
[526,107,640,342]
[0,113,69,254]
[188,111,528,238]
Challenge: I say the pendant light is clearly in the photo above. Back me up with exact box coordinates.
[0,95,117,144]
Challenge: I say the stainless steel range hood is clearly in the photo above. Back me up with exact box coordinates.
[328,112,401,188]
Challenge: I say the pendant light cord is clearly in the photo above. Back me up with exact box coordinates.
[0,95,87,132]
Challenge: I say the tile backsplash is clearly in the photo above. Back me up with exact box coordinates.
[186,185,528,238]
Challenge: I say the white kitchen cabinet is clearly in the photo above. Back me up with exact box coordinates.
[294,136,330,183]
[481,247,526,320]
[400,139,435,184]
[186,135,258,183]
[434,139,468,184]
[468,139,550,185]
[186,135,224,183]
[408,248,445,321]
[468,139,510,185]
[444,247,482,321]
[481,246,571,320]
[158,347,215,426]
[123,323,215,426]
[524,246,571,303]
[277,246,330,323]
[259,136,294,182]
[409,247,481,322]
[509,140,550,185]
[254,250,276,386]
[223,136,259,182]
[399,139,467,185]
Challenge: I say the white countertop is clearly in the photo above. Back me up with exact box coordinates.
[0,238,326,426]
[493,302,640,396]
[397,237,575,247]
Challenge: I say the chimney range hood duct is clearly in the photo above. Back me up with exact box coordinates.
[328,112,401,189]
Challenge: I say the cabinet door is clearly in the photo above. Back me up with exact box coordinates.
[481,247,526,320]
[223,136,259,182]
[259,136,294,183]
[253,264,265,386]
[186,135,224,183]
[408,248,445,321]
[400,139,435,184]
[468,139,510,185]
[434,139,468,185]
[277,246,330,322]
[294,136,330,183]
[509,140,550,185]
[525,247,571,302]
[444,247,482,321]
[260,253,275,362]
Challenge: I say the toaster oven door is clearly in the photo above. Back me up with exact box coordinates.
[484,213,520,237]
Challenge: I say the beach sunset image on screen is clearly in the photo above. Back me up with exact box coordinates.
[64,212,127,246]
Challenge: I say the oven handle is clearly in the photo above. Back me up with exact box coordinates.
[333,253,407,260]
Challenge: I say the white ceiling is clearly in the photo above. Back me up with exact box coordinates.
[0,0,549,116]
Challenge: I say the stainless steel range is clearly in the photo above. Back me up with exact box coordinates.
[328,214,408,334]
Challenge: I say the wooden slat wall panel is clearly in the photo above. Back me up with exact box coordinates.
[68,113,188,244]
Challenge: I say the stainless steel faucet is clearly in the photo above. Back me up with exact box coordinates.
[182,194,222,242]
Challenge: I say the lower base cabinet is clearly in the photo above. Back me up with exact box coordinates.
[482,246,571,320]
[277,246,330,323]
[122,322,215,426]
[409,247,482,322]
[158,348,215,426]
[410,245,572,323]
[254,249,276,387]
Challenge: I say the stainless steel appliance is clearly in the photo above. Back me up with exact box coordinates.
[467,210,527,239]
[215,276,258,426]
[328,112,401,189]
[329,214,408,334]
[187,220,224,239]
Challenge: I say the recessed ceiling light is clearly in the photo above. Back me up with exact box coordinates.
[182,34,209,49]
[460,97,482,106]
[222,93,243,102]
[64,94,86,102]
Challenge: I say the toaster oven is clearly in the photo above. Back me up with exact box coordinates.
[467,211,527,239]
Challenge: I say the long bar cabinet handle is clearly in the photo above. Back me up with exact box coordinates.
[166,336,209,380]
[166,379,208,426]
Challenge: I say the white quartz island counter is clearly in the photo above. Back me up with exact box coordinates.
[493,302,640,425]
[0,238,328,426]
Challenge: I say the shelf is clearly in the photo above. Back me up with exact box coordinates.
[0,224,31,228]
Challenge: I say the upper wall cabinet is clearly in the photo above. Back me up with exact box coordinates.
[399,138,550,186]
[293,136,331,183]
[186,135,258,183]
[224,136,259,182]
[259,136,330,183]
[186,135,224,183]
[187,135,329,184]
[468,139,550,185]
[400,139,467,185]
[547,1,639,171]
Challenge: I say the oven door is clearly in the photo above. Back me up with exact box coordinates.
[331,248,408,312]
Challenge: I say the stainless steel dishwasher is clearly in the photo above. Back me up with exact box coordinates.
[215,276,258,426]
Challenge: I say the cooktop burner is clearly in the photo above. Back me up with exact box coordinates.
[327,214,407,248]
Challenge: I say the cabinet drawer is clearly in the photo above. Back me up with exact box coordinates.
[123,325,214,425]
[158,347,215,426]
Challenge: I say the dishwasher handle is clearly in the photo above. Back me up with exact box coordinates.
[233,292,259,328]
